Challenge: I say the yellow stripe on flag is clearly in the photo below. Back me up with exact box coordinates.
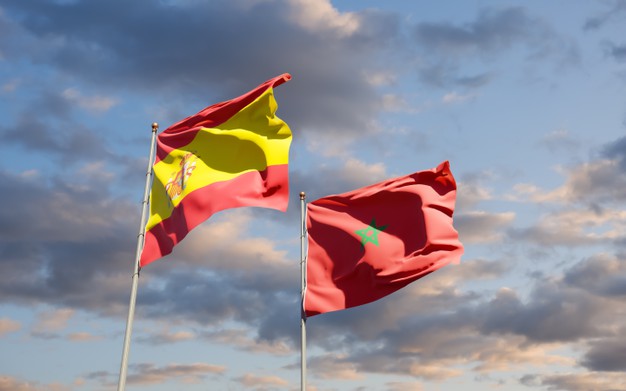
[145,87,291,231]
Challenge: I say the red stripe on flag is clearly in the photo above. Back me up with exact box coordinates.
[140,163,289,267]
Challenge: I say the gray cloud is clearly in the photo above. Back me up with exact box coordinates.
[564,254,626,298]
[2,0,401,138]
[521,372,626,391]
[603,135,626,170]
[0,114,111,163]
[455,211,515,244]
[583,0,626,31]
[411,7,579,88]
[0,168,139,313]
[413,7,536,54]
[479,282,604,342]
[605,42,626,62]
[291,253,626,386]
[582,338,626,371]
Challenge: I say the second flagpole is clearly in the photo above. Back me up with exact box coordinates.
[300,192,307,391]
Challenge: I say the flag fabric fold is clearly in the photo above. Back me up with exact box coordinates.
[304,161,463,317]
[140,74,292,267]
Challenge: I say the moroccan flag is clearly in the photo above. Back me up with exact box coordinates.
[139,74,292,267]
[304,161,463,317]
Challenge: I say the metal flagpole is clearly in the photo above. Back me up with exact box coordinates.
[117,122,159,391]
[300,192,307,391]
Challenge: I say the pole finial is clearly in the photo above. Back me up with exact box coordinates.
[151,123,159,132]
[300,192,306,200]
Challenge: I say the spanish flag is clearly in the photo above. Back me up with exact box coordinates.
[140,74,292,267]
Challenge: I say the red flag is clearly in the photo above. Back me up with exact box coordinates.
[304,161,463,317]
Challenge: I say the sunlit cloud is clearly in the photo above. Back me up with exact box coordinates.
[308,354,364,380]
[285,0,359,37]
[234,373,289,387]
[67,332,103,342]
[0,318,21,336]
[127,363,226,385]
[32,308,74,334]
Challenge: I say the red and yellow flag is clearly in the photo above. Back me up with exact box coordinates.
[304,161,463,316]
[140,74,292,267]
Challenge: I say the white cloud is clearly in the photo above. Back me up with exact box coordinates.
[174,210,290,270]
[364,70,397,86]
[286,0,360,36]
[382,93,415,113]
[62,88,117,113]
[514,206,626,246]
[442,91,475,104]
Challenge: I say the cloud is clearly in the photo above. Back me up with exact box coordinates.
[1,79,20,93]
[198,328,292,355]
[0,318,21,336]
[0,111,111,163]
[479,284,604,343]
[61,88,117,113]
[604,42,626,62]
[386,381,424,391]
[67,332,102,342]
[413,7,537,55]
[522,372,626,391]
[411,7,579,87]
[454,210,515,244]
[583,0,626,30]
[308,354,364,380]
[581,338,626,371]
[234,373,289,388]
[2,0,401,141]
[510,206,626,246]
[127,362,226,385]
[283,0,359,36]
[455,173,495,210]
[602,135,626,170]
[0,376,40,391]
[0,376,70,391]
[296,250,626,387]
[564,253,626,297]
[554,159,626,203]
[31,308,74,334]
[441,91,475,104]
[0,168,140,315]
[287,158,389,213]
[538,129,581,153]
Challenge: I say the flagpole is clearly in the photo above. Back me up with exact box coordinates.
[117,122,158,391]
[300,192,307,391]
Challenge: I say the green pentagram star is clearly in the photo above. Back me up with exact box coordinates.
[355,218,387,247]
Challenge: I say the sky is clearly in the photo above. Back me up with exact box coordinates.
[0,0,626,390]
